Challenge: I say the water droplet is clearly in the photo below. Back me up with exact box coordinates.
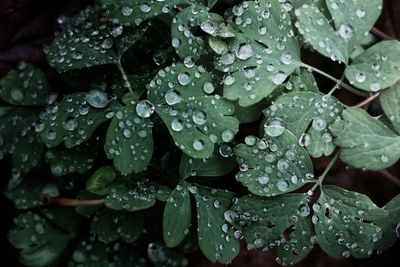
[299,133,311,147]
[258,175,269,184]
[193,139,205,151]
[277,179,288,192]
[264,117,285,137]
[221,129,234,142]
[219,144,233,157]
[356,9,366,18]
[224,210,237,223]
[122,6,133,16]
[370,83,381,92]
[395,223,400,238]
[281,53,293,65]
[86,89,109,108]
[165,89,182,105]
[339,24,354,39]
[72,251,86,263]
[272,72,288,85]
[136,100,155,118]
[64,117,78,131]
[298,204,310,217]
[178,72,191,85]
[203,82,215,94]
[356,72,366,83]
[381,155,389,163]
[139,3,151,13]
[192,111,207,125]
[235,43,253,60]
[170,119,183,132]
[312,117,327,131]
[213,200,221,208]
[10,88,24,102]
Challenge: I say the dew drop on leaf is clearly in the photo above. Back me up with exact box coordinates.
[136,100,155,118]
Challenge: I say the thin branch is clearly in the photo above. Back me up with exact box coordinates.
[43,197,104,207]
[116,61,134,97]
[311,151,341,192]
[354,92,380,108]
[378,170,400,188]
[300,63,368,97]
[371,27,393,40]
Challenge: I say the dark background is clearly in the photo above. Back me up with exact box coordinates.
[1,0,400,266]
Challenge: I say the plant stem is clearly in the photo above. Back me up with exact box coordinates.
[43,197,104,207]
[371,27,393,40]
[354,92,380,108]
[310,151,340,192]
[378,170,400,188]
[116,61,134,97]
[300,63,368,97]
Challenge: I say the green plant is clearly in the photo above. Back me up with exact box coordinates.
[1,0,400,266]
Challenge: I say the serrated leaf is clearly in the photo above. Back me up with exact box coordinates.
[375,194,400,250]
[216,0,300,106]
[6,175,60,210]
[330,107,400,170]
[314,185,388,258]
[326,0,382,51]
[265,92,343,157]
[179,146,236,178]
[345,40,400,92]
[104,175,157,212]
[235,132,314,197]
[287,68,319,93]
[171,5,208,60]
[147,241,189,267]
[295,5,348,63]
[40,92,113,148]
[380,84,400,134]
[0,109,44,173]
[86,166,117,195]
[295,0,383,63]
[105,102,153,175]
[229,193,313,265]
[148,64,239,158]
[191,185,240,264]
[45,143,97,176]
[8,208,80,267]
[91,208,144,243]
[163,183,192,247]
[100,0,194,26]
[46,6,147,72]
[0,63,51,106]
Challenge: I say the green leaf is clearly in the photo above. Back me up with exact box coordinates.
[314,185,388,258]
[6,175,60,210]
[40,92,113,148]
[345,40,400,92]
[147,241,189,267]
[46,6,147,72]
[163,182,192,247]
[0,109,44,173]
[295,5,348,63]
[8,208,80,267]
[326,0,382,51]
[171,5,208,60]
[91,208,144,243]
[105,102,153,175]
[179,146,236,178]
[100,0,194,26]
[229,193,313,265]
[216,0,300,106]
[191,185,240,264]
[104,175,158,212]
[380,84,400,134]
[375,194,400,250]
[148,64,239,158]
[287,68,319,93]
[86,166,118,195]
[0,63,51,106]
[45,143,97,176]
[265,92,343,157]
[234,132,314,197]
[330,107,400,170]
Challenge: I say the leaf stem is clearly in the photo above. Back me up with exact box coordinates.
[378,170,400,188]
[43,197,104,207]
[116,61,134,97]
[300,63,368,97]
[311,151,340,192]
[371,27,393,40]
[354,92,380,108]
